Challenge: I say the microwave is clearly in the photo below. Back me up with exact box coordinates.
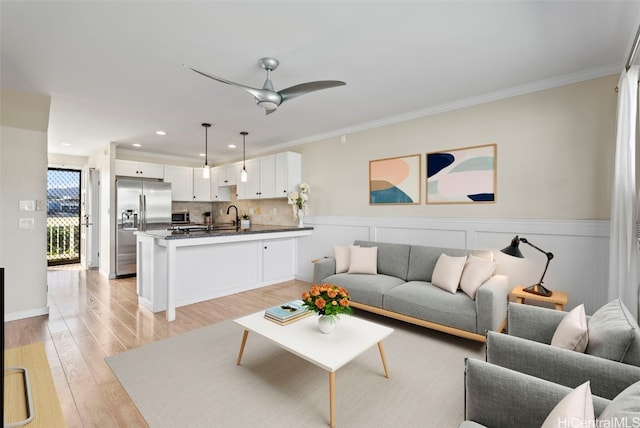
[171,212,190,224]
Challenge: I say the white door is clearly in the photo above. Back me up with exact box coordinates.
[81,168,100,269]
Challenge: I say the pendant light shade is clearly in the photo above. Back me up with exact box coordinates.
[202,123,211,179]
[240,131,248,182]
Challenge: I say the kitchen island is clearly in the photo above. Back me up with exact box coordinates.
[136,225,313,321]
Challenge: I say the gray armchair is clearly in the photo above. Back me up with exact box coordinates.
[486,303,640,400]
[461,358,611,428]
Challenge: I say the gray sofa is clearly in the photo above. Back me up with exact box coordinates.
[486,302,640,400]
[461,358,640,428]
[313,240,510,342]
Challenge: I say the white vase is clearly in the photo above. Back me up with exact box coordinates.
[297,212,304,228]
[317,314,338,334]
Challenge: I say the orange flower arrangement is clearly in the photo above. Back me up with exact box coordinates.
[302,283,353,317]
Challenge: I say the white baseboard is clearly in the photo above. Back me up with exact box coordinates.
[5,306,49,322]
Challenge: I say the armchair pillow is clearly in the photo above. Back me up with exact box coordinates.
[551,304,588,353]
[586,299,635,362]
[541,381,594,428]
[431,254,467,293]
[348,246,378,275]
[460,256,497,299]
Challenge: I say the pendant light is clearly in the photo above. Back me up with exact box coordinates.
[202,123,211,179]
[240,131,248,182]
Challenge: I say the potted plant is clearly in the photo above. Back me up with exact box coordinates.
[240,213,250,229]
[301,283,352,333]
[287,182,310,227]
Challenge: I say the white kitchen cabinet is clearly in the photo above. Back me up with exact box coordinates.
[262,238,295,282]
[163,165,193,201]
[210,167,231,202]
[164,165,216,201]
[238,155,276,199]
[115,160,164,179]
[193,168,212,201]
[216,163,240,187]
[275,152,302,198]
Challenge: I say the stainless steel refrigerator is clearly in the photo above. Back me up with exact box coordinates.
[116,178,171,277]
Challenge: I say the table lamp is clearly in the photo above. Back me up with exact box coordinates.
[501,235,554,297]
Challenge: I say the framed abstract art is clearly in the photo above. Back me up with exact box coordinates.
[426,144,496,204]
[369,154,421,204]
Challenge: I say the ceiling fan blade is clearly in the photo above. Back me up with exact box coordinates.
[183,64,268,101]
[279,80,346,102]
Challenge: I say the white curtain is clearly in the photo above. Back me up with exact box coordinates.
[609,65,640,319]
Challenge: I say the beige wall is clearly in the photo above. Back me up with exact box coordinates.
[292,75,617,220]
[1,88,50,319]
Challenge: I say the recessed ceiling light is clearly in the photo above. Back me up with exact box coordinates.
[199,153,205,157]
[132,143,142,148]
[156,130,166,136]
[228,144,236,149]
[61,142,71,146]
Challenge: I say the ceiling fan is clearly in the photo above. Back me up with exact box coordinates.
[184,57,346,115]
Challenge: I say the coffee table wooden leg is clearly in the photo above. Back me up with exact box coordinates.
[329,371,335,428]
[377,341,390,378]
[236,330,249,365]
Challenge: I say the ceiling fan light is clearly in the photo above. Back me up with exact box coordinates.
[257,101,278,111]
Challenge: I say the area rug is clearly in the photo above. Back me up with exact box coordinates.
[106,312,484,428]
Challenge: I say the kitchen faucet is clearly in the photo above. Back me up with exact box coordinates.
[226,205,240,226]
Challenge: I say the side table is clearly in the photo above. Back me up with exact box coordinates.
[510,285,568,311]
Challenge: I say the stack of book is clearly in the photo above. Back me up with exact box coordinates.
[264,300,312,325]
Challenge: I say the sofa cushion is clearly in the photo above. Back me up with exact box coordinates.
[586,299,636,362]
[322,272,405,308]
[354,240,411,280]
[348,246,377,274]
[621,308,640,367]
[431,254,467,293]
[598,381,640,422]
[551,304,588,353]
[384,281,477,333]
[407,245,492,282]
[460,256,497,300]
[541,381,594,428]
[333,245,356,274]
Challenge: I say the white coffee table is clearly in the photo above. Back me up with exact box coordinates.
[234,311,394,428]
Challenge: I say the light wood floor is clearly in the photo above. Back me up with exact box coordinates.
[4,265,310,427]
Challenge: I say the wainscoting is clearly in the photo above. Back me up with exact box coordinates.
[295,216,610,314]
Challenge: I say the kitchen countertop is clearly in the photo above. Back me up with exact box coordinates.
[137,224,313,240]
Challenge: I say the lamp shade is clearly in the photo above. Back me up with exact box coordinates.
[501,236,524,258]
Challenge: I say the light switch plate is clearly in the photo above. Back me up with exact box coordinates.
[19,218,35,229]
[19,200,35,211]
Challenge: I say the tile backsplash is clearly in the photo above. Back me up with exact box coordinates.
[172,186,298,227]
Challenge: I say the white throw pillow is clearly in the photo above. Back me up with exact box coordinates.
[431,254,467,293]
[333,245,358,274]
[551,304,589,353]
[348,246,378,274]
[541,381,594,428]
[459,256,497,299]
